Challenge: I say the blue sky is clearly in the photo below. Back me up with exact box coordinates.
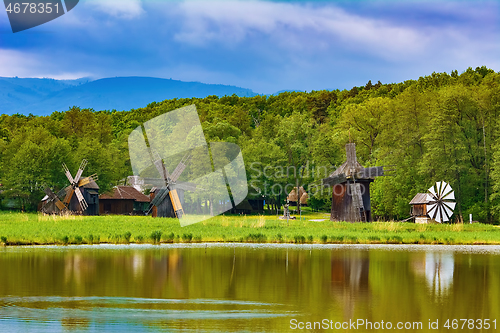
[0,0,499,94]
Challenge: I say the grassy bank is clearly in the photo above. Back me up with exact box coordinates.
[0,212,499,246]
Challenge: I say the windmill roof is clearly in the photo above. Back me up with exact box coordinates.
[99,186,150,202]
[409,193,429,205]
[328,143,364,178]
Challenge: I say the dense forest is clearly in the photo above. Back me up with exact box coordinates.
[1,66,499,223]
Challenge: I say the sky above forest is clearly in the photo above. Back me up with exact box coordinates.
[0,0,499,94]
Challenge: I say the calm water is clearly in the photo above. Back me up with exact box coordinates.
[0,244,499,332]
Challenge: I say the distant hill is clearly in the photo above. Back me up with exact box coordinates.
[0,76,258,116]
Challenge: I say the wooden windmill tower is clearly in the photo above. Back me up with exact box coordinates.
[322,143,386,222]
[145,151,197,218]
[41,159,99,215]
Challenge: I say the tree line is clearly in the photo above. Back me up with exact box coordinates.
[0,66,499,223]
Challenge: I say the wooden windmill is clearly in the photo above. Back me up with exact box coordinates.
[145,151,197,218]
[322,143,387,222]
[41,159,99,215]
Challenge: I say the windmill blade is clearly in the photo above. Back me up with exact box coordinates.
[151,187,170,207]
[427,203,437,219]
[63,188,75,206]
[172,182,197,192]
[434,206,443,223]
[74,187,88,211]
[443,191,455,201]
[56,186,72,198]
[169,189,184,218]
[152,150,170,180]
[323,173,347,187]
[441,204,454,222]
[443,202,456,211]
[43,187,66,211]
[440,182,450,198]
[436,181,444,198]
[428,185,438,200]
[78,174,98,187]
[170,154,192,182]
[143,178,168,188]
[62,163,74,184]
[73,159,88,184]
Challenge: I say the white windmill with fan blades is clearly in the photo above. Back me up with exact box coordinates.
[426,181,456,223]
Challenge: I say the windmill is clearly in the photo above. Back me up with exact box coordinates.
[41,159,99,214]
[426,181,456,223]
[145,151,197,218]
[322,143,392,222]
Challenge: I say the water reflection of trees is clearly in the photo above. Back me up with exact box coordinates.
[0,247,499,331]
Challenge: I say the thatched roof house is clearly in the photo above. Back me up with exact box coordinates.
[287,186,308,205]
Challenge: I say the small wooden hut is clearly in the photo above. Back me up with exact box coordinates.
[409,193,431,224]
[99,186,150,215]
[322,143,385,222]
[232,187,265,214]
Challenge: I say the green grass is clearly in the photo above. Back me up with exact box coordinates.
[0,211,499,245]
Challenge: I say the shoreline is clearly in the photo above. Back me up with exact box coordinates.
[3,242,500,254]
[1,212,499,247]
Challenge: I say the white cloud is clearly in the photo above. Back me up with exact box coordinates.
[170,0,499,63]
[85,0,145,19]
[172,1,426,59]
[0,49,93,79]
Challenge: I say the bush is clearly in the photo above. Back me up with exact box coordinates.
[247,233,266,242]
[124,231,132,243]
[0,236,7,244]
[74,235,83,244]
[150,230,162,244]
[294,235,306,244]
[164,232,175,243]
[182,233,193,242]
[320,235,328,243]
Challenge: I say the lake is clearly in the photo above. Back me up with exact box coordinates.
[0,244,499,332]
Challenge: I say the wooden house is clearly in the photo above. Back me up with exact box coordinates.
[409,193,432,224]
[232,187,265,214]
[99,186,150,215]
[322,143,385,222]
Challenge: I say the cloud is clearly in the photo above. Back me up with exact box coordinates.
[0,49,93,79]
[171,0,499,63]
[172,1,426,58]
[85,0,145,19]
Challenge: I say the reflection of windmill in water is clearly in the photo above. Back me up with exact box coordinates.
[411,252,454,297]
[330,252,370,319]
[41,160,99,215]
